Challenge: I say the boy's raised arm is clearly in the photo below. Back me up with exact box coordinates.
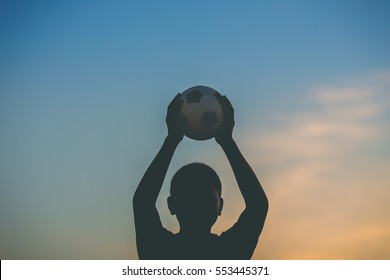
[215,94,268,229]
[133,94,184,229]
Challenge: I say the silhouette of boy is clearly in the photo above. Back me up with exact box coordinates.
[133,93,268,259]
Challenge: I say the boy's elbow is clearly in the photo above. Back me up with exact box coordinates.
[133,188,155,211]
[132,189,143,210]
[247,184,269,213]
[256,196,268,215]
[251,194,269,216]
[263,195,269,211]
[245,196,268,216]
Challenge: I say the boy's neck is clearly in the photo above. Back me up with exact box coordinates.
[178,227,212,238]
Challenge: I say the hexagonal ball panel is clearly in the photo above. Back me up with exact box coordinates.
[186,90,203,103]
[201,112,217,128]
[198,91,222,121]
[182,103,204,122]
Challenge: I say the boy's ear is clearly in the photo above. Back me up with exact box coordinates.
[167,196,176,215]
[218,197,224,216]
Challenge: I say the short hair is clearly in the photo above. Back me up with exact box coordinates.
[170,163,222,197]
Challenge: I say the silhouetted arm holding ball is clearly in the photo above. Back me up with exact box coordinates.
[133,94,184,237]
[215,93,269,235]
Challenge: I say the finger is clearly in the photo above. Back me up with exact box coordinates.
[214,91,222,98]
[175,99,184,113]
[169,99,184,117]
[223,95,234,112]
[214,91,224,105]
[168,93,183,114]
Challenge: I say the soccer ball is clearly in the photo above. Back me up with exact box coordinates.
[179,85,223,140]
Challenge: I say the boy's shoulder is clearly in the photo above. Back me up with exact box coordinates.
[138,221,260,260]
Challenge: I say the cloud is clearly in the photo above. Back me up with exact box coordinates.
[314,87,374,104]
[248,83,386,168]
[243,72,390,259]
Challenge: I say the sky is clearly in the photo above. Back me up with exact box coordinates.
[0,0,389,259]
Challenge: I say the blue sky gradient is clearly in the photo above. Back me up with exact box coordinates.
[1,0,389,259]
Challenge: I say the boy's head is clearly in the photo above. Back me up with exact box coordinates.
[168,163,223,232]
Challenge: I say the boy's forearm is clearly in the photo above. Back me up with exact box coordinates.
[133,136,179,207]
[220,138,268,210]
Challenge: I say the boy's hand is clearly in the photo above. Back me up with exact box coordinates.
[214,92,235,145]
[166,93,185,144]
